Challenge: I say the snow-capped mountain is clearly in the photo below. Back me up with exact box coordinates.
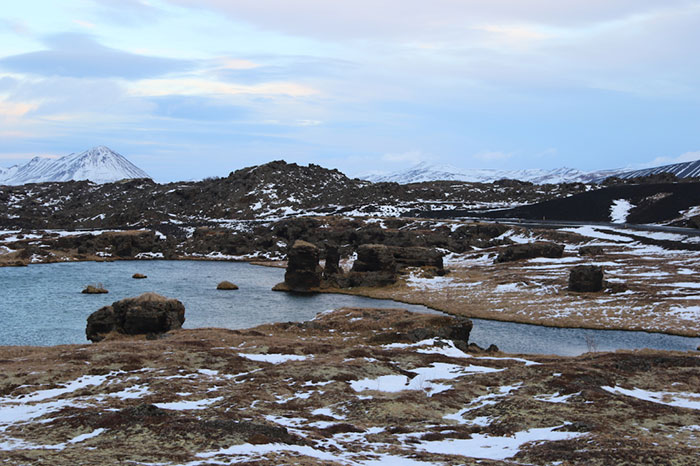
[601,159,700,181]
[0,146,150,185]
[363,162,621,185]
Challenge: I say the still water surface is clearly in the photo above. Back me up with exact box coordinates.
[1,260,698,355]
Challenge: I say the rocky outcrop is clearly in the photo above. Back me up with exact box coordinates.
[407,316,473,351]
[390,245,444,270]
[217,281,239,290]
[275,241,445,290]
[133,273,147,279]
[370,314,473,351]
[495,242,564,263]
[341,244,398,288]
[569,265,604,292]
[86,292,185,342]
[283,240,323,291]
[352,244,396,273]
[337,244,445,288]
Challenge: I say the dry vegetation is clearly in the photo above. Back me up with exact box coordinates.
[1,308,699,465]
[324,225,700,337]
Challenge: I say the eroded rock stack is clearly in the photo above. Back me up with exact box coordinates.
[283,240,323,291]
[86,292,185,342]
[276,241,446,291]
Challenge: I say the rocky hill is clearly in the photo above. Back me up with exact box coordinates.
[599,158,700,182]
[0,160,589,232]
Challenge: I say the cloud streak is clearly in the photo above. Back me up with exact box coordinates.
[0,33,194,79]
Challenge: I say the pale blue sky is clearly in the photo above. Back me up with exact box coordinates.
[1,0,699,181]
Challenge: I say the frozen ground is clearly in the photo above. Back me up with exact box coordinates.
[0,308,698,465]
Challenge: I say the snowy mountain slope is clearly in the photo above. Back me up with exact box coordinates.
[0,165,18,180]
[0,146,150,185]
[602,159,700,181]
[368,158,700,185]
[364,162,621,185]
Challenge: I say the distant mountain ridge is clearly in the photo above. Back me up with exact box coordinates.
[364,159,700,185]
[363,162,621,185]
[604,159,700,181]
[0,146,150,185]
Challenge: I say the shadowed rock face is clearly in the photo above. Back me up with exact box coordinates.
[283,240,322,291]
[495,242,564,263]
[569,265,604,292]
[323,244,341,278]
[352,244,396,273]
[86,292,185,342]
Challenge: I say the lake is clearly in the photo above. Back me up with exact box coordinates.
[1,260,698,355]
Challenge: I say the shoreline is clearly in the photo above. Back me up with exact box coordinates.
[3,255,699,341]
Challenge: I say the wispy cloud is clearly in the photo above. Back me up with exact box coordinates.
[0,33,194,79]
[127,77,318,98]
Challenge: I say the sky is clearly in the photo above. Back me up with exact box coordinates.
[1,0,699,182]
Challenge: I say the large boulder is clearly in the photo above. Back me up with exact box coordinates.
[283,240,322,291]
[495,242,564,263]
[569,265,604,292]
[86,293,185,342]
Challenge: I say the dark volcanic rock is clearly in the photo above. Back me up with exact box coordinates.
[495,242,564,263]
[343,244,398,287]
[569,265,604,292]
[389,245,444,270]
[579,246,604,256]
[86,292,185,342]
[373,314,474,351]
[337,244,445,288]
[352,244,397,273]
[82,285,108,294]
[133,273,147,279]
[323,244,341,278]
[407,316,473,349]
[339,271,398,288]
[283,240,322,291]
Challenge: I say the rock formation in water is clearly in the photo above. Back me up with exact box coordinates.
[282,240,323,291]
[217,281,239,290]
[82,284,108,294]
[86,292,185,342]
